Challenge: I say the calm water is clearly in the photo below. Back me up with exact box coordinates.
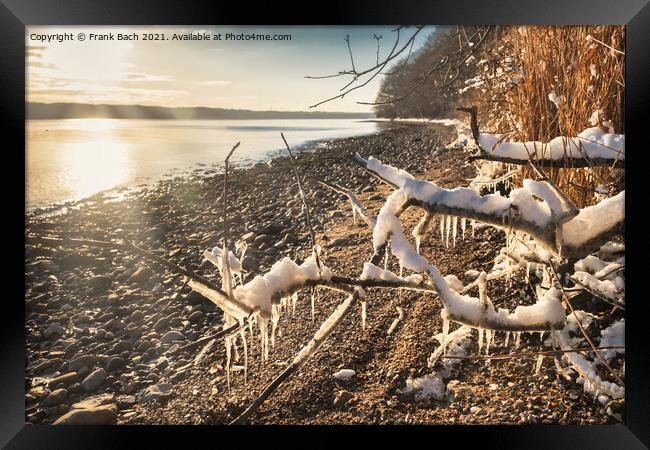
[26,118,379,210]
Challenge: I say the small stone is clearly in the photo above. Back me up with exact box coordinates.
[53,404,117,425]
[81,368,107,392]
[128,267,154,284]
[130,310,145,323]
[188,311,203,324]
[69,355,97,373]
[106,357,126,372]
[43,323,65,340]
[470,406,486,416]
[48,372,78,388]
[44,388,68,406]
[333,390,354,409]
[89,275,112,292]
[161,330,185,344]
[139,383,173,403]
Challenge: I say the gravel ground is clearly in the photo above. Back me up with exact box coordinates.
[24,123,623,425]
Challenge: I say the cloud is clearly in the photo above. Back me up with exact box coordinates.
[124,72,175,82]
[198,80,232,86]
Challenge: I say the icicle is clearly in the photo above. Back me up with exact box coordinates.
[515,331,522,347]
[291,292,298,316]
[486,329,493,355]
[525,261,531,284]
[361,301,367,330]
[452,216,458,247]
[471,220,476,237]
[439,215,445,243]
[415,235,421,254]
[535,355,544,374]
[445,215,451,248]
[232,335,240,361]
[270,304,281,348]
[310,290,315,321]
[539,331,545,343]
[441,318,450,355]
[504,331,510,347]
[259,319,269,363]
[225,335,232,394]
[461,218,466,239]
[478,327,484,354]
[239,322,248,385]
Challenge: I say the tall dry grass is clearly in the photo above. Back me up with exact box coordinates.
[474,26,625,207]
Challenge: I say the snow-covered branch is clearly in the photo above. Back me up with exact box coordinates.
[354,154,624,260]
[458,106,625,168]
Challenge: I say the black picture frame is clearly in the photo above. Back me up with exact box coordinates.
[4,0,649,448]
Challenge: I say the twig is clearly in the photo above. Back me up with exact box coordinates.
[280,133,318,253]
[313,176,375,227]
[221,142,241,297]
[547,261,624,386]
[173,322,243,354]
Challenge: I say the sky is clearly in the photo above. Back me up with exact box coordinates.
[26,26,435,113]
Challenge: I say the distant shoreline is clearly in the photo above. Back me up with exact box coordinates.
[27,102,375,121]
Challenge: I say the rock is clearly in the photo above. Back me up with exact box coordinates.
[188,311,203,324]
[169,369,188,383]
[241,255,259,271]
[89,275,112,292]
[329,237,351,247]
[130,310,144,323]
[69,355,97,373]
[470,406,486,416]
[106,357,126,372]
[155,357,169,371]
[139,383,173,403]
[128,267,154,284]
[446,380,470,401]
[44,388,68,406]
[161,330,185,344]
[136,340,153,353]
[48,372,78,388]
[53,404,117,425]
[43,323,65,340]
[333,369,356,381]
[81,368,107,392]
[153,317,170,332]
[333,390,354,409]
[116,395,136,409]
[105,318,126,331]
[514,399,526,411]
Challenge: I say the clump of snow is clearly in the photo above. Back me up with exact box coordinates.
[562,191,624,249]
[599,320,625,361]
[401,373,447,401]
[444,275,464,292]
[233,253,331,317]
